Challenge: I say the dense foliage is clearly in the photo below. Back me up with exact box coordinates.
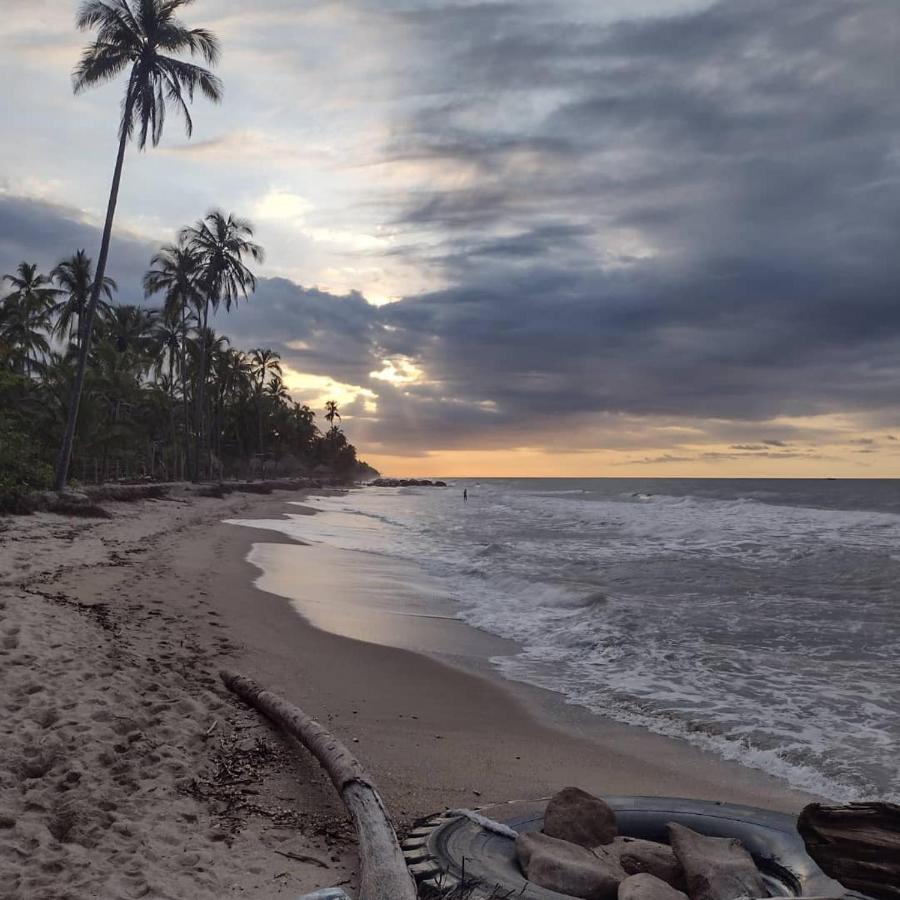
[0,240,366,498]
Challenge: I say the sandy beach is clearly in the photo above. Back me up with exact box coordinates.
[0,488,819,899]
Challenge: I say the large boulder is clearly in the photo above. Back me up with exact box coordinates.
[544,786,618,847]
[667,823,765,900]
[517,831,623,900]
[619,873,688,900]
[619,837,683,888]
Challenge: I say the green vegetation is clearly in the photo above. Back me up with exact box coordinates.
[0,1,371,509]
[0,245,367,506]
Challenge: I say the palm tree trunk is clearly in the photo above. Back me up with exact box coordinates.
[54,95,134,491]
[180,300,191,480]
[168,350,177,478]
[193,300,209,480]
[257,389,264,455]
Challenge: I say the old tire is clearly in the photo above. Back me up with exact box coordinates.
[401,796,852,898]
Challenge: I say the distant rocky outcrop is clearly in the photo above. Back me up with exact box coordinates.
[369,478,447,488]
[353,461,380,482]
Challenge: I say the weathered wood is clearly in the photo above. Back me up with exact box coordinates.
[220,670,417,900]
[798,802,900,900]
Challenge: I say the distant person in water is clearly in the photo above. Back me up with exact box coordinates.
[463,488,468,503]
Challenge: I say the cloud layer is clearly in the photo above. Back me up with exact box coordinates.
[3,0,900,471]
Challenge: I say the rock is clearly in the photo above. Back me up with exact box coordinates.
[369,477,446,488]
[544,786,618,847]
[619,873,688,900]
[593,841,628,880]
[667,823,765,900]
[517,831,622,900]
[59,490,90,503]
[619,838,683,887]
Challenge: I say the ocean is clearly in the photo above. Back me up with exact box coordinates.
[237,478,900,803]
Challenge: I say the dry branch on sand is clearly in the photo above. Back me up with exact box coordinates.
[220,670,418,900]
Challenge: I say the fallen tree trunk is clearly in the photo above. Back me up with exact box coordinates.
[220,670,417,900]
[798,802,900,900]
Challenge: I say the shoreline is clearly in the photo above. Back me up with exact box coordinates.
[0,487,819,899]
[226,495,820,816]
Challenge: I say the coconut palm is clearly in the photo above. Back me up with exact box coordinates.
[324,399,341,428]
[250,347,282,453]
[51,251,117,349]
[181,211,263,478]
[1,264,58,375]
[99,304,160,363]
[211,347,250,457]
[143,239,202,474]
[55,0,223,490]
[264,375,289,403]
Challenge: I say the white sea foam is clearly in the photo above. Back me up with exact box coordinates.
[231,480,900,801]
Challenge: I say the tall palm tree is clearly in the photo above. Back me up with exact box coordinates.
[249,347,281,453]
[1,264,58,375]
[182,211,263,478]
[55,0,223,490]
[51,250,117,350]
[144,239,202,475]
[212,346,249,458]
[324,400,341,428]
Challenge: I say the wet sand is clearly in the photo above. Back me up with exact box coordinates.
[225,498,820,819]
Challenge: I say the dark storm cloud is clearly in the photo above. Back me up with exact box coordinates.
[350,0,900,449]
[219,278,383,390]
[0,195,155,300]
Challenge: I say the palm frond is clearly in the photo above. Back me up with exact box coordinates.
[74,0,221,149]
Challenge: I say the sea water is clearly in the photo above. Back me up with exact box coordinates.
[238,478,900,803]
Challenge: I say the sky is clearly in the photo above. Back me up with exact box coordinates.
[3,0,900,477]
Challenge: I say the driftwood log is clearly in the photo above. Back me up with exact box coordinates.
[798,802,900,900]
[220,670,417,900]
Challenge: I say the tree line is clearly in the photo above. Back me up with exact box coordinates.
[0,233,361,495]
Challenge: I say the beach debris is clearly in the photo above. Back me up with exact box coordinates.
[798,801,900,900]
[274,849,330,868]
[516,830,622,899]
[543,785,618,847]
[667,823,765,900]
[619,837,684,887]
[220,669,417,900]
[619,872,688,900]
[446,808,518,839]
[297,889,352,899]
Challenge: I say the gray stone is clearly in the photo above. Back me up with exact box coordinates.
[517,831,622,900]
[619,873,688,900]
[59,490,89,503]
[544,786,618,847]
[667,823,765,900]
[619,837,683,887]
[593,841,628,880]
